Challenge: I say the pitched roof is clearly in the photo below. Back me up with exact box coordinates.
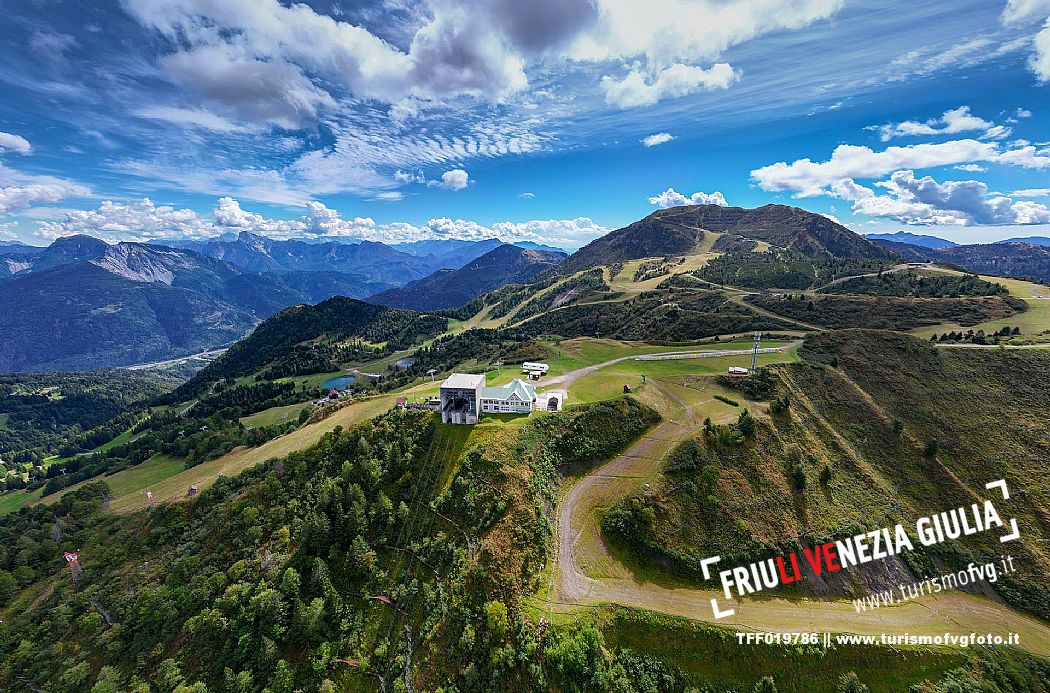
[441,373,485,389]
[481,378,536,402]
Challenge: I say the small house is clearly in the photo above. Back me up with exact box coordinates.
[395,397,408,409]
[728,366,749,376]
[521,362,549,374]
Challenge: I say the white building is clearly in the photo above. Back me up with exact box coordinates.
[521,362,549,374]
[440,373,485,424]
[481,378,537,414]
[728,366,749,376]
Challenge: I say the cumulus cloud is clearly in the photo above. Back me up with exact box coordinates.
[437,169,470,191]
[119,0,842,123]
[161,44,338,129]
[602,63,737,109]
[751,138,1050,197]
[0,132,32,156]
[34,196,609,246]
[871,106,995,141]
[648,187,728,208]
[36,199,213,240]
[641,132,675,147]
[954,163,986,172]
[847,171,1050,226]
[0,177,90,215]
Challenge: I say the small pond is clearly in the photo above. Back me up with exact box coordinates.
[321,375,356,390]
[395,358,416,369]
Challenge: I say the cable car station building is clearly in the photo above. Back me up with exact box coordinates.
[440,374,546,423]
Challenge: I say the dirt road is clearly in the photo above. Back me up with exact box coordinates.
[548,382,1050,657]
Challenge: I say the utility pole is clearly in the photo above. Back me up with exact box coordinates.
[493,360,503,376]
[426,369,437,382]
[751,331,762,372]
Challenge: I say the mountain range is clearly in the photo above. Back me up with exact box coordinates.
[869,239,1050,283]
[2,203,1047,372]
[863,231,957,248]
[367,244,566,311]
[0,235,567,372]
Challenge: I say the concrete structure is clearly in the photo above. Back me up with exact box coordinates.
[481,378,537,414]
[440,373,485,424]
[537,389,567,412]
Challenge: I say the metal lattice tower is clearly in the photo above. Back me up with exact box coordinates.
[64,551,84,585]
[751,331,762,371]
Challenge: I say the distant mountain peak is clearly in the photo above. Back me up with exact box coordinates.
[863,231,956,249]
[369,243,566,311]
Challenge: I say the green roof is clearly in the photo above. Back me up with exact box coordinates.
[481,378,536,402]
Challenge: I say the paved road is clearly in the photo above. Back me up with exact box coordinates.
[124,347,228,370]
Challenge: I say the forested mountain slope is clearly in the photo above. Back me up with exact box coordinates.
[368,244,566,311]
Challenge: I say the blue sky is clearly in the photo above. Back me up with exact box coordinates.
[1,0,1049,249]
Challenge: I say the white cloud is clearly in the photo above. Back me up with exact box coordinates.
[0,135,90,214]
[0,132,32,156]
[518,192,535,199]
[1002,1,1050,81]
[29,30,77,65]
[160,44,338,129]
[33,196,609,246]
[648,187,728,208]
[849,171,1050,226]
[602,63,737,109]
[120,0,841,121]
[954,164,986,172]
[641,132,675,147]
[1012,187,1050,197]
[36,198,214,240]
[871,106,995,141]
[883,37,1026,84]
[1003,0,1050,24]
[1033,19,1050,81]
[436,169,470,191]
[134,105,252,133]
[751,138,1050,197]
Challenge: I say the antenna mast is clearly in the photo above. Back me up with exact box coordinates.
[751,331,762,372]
